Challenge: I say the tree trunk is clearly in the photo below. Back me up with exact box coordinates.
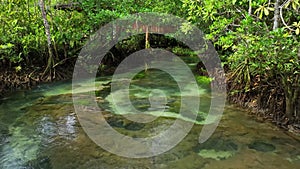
[273,0,280,30]
[293,74,300,121]
[283,76,297,123]
[39,0,54,80]
[248,0,252,15]
[285,96,293,120]
[145,26,150,49]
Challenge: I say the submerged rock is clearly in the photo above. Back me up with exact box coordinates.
[106,115,145,131]
[124,122,145,131]
[194,138,238,160]
[194,138,238,152]
[248,141,276,152]
[106,117,124,128]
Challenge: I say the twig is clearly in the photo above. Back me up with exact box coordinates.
[278,0,296,31]
[279,6,296,31]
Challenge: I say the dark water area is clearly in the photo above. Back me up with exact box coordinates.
[0,70,299,169]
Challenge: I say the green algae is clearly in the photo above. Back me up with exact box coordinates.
[44,78,111,96]
[198,149,235,160]
[104,79,210,124]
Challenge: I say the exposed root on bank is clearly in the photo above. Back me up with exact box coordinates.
[227,73,300,134]
[0,65,74,98]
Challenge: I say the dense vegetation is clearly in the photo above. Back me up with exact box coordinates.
[0,0,299,129]
[181,0,300,127]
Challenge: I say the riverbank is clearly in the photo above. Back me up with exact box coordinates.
[0,66,73,98]
[227,77,300,136]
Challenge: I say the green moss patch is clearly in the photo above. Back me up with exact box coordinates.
[198,149,235,160]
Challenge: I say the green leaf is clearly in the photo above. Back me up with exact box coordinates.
[292,2,297,10]
[70,40,74,48]
[15,65,22,72]
[259,10,263,19]
[254,7,261,14]
[292,22,298,26]
[264,8,269,16]
[0,43,14,49]
[284,1,291,8]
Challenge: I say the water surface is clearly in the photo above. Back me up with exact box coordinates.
[0,70,299,169]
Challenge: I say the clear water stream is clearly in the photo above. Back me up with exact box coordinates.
[0,70,299,169]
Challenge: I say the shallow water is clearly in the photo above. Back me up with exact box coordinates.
[0,70,299,169]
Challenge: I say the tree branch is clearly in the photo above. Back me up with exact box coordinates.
[273,0,280,30]
[248,0,252,15]
[279,3,296,31]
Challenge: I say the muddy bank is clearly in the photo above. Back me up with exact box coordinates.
[226,76,300,135]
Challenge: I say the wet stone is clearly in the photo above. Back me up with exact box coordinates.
[248,141,276,152]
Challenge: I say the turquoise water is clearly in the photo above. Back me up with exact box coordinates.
[0,70,299,169]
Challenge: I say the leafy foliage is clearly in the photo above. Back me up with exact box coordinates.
[0,0,184,70]
[183,0,300,123]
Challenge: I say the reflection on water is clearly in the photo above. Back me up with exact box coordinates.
[0,70,299,169]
